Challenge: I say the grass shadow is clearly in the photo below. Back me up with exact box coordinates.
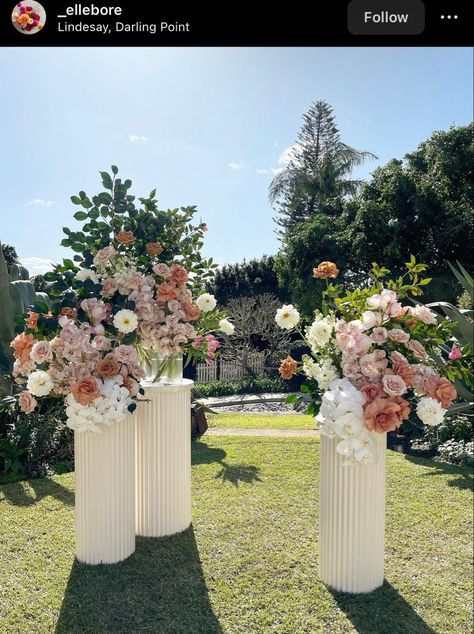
[191,440,227,466]
[215,462,262,487]
[330,580,436,634]
[404,454,473,491]
[55,527,221,634]
[0,477,74,507]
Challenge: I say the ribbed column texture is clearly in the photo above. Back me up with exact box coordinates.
[319,432,386,593]
[135,380,193,537]
[74,416,135,565]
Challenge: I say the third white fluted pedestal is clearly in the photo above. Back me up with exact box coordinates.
[135,379,193,537]
[319,433,387,593]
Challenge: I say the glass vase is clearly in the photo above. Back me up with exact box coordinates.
[141,350,183,385]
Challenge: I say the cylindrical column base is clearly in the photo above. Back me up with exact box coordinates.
[135,380,193,537]
[319,432,386,593]
[74,417,135,565]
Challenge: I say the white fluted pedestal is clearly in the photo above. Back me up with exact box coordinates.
[74,416,135,565]
[319,433,386,593]
[135,379,193,537]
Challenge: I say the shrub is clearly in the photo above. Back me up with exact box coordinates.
[195,374,300,398]
[0,396,72,479]
[422,415,473,445]
[437,439,474,467]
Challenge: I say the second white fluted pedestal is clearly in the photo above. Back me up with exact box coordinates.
[74,416,135,565]
[135,379,193,537]
[319,433,387,593]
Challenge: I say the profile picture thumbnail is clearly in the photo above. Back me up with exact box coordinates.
[12,2,46,34]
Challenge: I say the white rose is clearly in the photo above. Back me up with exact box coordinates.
[307,317,333,348]
[27,370,54,397]
[219,318,235,335]
[275,304,300,330]
[76,268,99,283]
[196,293,217,312]
[416,397,446,427]
[113,309,138,334]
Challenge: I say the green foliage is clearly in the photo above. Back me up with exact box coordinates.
[195,375,298,397]
[276,124,473,311]
[426,262,474,406]
[0,395,72,478]
[0,243,20,268]
[49,166,216,298]
[206,255,288,305]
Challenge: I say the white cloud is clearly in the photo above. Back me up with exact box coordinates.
[21,257,54,275]
[256,168,269,174]
[26,199,54,208]
[128,135,148,143]
[278,144,301,165]
[227,162,243,170]
[270,167,284,175]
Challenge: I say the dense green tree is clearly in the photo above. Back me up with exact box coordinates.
[270,100,375,234]
[206,255,288,305]
[349,124,473,301]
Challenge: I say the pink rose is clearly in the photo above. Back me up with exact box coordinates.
[94,246,116,267]
[80,298,109,325]
[153,263,171,278]
[449,347,463,360]
[411,305,437,325]
[361,311,382,330]
[382,374,407,397]
[388,328,410,344]
[371,327,388,344]
[406,339,429,360]
[30,340,52,364]
[114,344,139,366]
[101,278,119,297]
[18,390,37,414]
[391,350,409,366]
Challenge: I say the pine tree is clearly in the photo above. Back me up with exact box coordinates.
[270,100,376,234]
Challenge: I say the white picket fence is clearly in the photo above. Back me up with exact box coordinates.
[196,352,265,383]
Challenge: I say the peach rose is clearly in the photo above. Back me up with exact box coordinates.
[26,311,40,329]
[11,333,36,363]
[279,356,298,380]
[146,242,164,256]
[115,230,135,245]
[392,362,416,388]
[101,278,119,297]
[183,303,201,321]
[123,376,140,397]
[387,329,410,344]
[95,354,120,378]
[382,374,407,397]
[313,261,339,279]
[364,397,404,433]
[94,246,116,266]
[424,376,457,409]
[71,375,101,405]
[157,282,179,302]
[18,390,37,414]
[60,307,77,320]
[169,264,189,285]
[360,383,385,403]
[391,396,410,421]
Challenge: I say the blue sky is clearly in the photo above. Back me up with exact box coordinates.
[0,47,472,274]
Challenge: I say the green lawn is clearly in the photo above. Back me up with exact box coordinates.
[207,412,316,430]
[0,436,472,633]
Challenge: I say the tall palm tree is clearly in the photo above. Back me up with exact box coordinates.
[270,100,376,234]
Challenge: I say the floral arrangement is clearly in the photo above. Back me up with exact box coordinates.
[12,3,44,32]
[276,259,467,465]
[11,167,234,433]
